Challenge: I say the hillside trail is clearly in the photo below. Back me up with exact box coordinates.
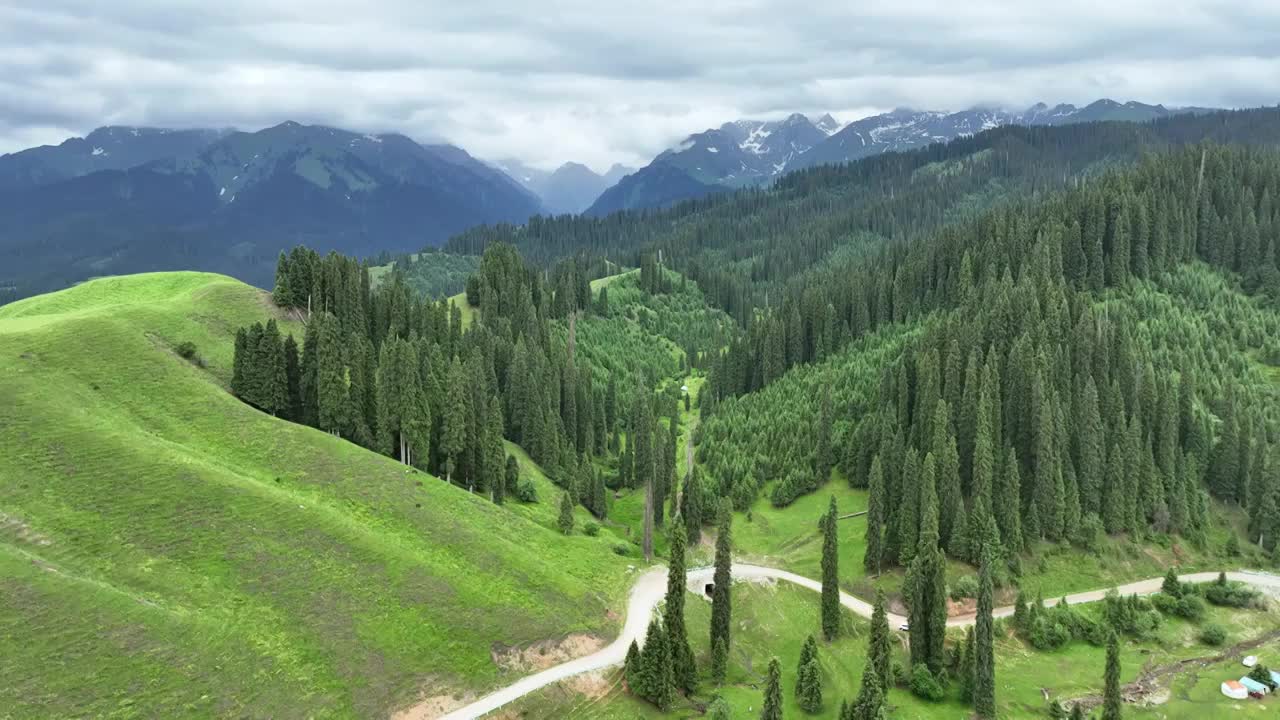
[436,567,1280,719]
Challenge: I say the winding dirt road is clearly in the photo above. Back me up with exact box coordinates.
[437,567,1280,719]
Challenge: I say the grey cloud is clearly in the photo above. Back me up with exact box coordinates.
[1,1,1278,171]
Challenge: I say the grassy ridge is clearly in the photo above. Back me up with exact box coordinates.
[0,273,630,718]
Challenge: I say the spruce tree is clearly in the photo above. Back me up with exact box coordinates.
[864,455,885,574]
[315,312,347,436]
[624,639,641,690]
[868,590,893,694]
[711,635,728,684]
[974,549,997,718]
[664,519,696,693]
[960,626,976,701]
[708,697,732,720]
[998,447,1024,553]
[796,634,818,693]
[933,401,964,551]
[711,500,733,655]
[637,618,674,708]
[441,357,468,485]
[821,495,841,640]
[505,455,519,500]
[816,388,834,483]
[283,334,302,420]
[761,657,783,720]
[797,645,823,712]
[1103,633,1122,720]
[852,660,884,720]
[897,448,922,565]
[909,453,947,675]
[558,489,574,535]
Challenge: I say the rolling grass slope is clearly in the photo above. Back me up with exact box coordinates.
[0,273,630,719]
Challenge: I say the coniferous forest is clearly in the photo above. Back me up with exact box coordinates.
[219,108,1280,719]
[16,6,1280,719]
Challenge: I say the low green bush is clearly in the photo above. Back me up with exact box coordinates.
[909,665,945,701]
[1199,623,1227,646]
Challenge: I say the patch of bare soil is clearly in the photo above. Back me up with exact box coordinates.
[565,670,612,700]
[390,691,473,720]
[947,597,977,617]
[1068,628,1280,712]
[491,634,605,674]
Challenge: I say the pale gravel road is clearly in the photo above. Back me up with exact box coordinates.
[437,566,1280,719]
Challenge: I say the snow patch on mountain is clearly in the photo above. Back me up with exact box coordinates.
[739,125,773,155]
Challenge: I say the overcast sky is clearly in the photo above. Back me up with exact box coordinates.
[3,1,1279,172]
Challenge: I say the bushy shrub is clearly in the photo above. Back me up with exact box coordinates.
[1073,513,1105,552]
[583,522,601,537]
[1248,664,1277,690]
[1179,594,1206,619]
[1102,591,1163,640]
[1199,623,1227,646]
[1029,615,1073,650]
[1203,580,1262,608]
[175,340,205,366]
[515,478,539,503]
[949,575,979,601]
[909,665,945,701]
[612,543,632,556]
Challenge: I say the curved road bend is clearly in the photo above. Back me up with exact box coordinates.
[439,566,1280,719]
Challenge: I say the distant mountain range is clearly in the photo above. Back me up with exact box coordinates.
[585,100,1219,215]
[0,99,1226,300]
[0,122,543,300]
[495,159,634,214]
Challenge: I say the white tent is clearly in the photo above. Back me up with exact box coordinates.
[1222,680,1248,700]
[1244,655,1259,668]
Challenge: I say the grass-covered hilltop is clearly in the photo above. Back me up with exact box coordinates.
[0,272,633,718]
[5,106,1280,720]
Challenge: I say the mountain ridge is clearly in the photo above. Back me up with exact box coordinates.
[586,99,1221,215]
[0,122,544,301]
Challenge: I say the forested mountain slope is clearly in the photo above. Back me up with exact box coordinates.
[0,273,631,718]
[697,146,1280,588]
[447,107,1280,324]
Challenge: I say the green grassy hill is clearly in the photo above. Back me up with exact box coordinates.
[0,272,631,719]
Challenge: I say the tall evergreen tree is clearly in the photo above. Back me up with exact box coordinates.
[864,455,886,574]
[868,590,893,694]
[909,453,947,675]
[973,550,997,718]
[637,617,675,710]
[933,401,964,550]
[821,495,841,639]
[711,501,733,656]
[558,489,574,535]
[852,660,884,720]
[664,519,697,693]
[441,357,469,485]
[761,657,783,720]
[1103,633,1122,720]
[796,636,823,712]
[283,334,302,421]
